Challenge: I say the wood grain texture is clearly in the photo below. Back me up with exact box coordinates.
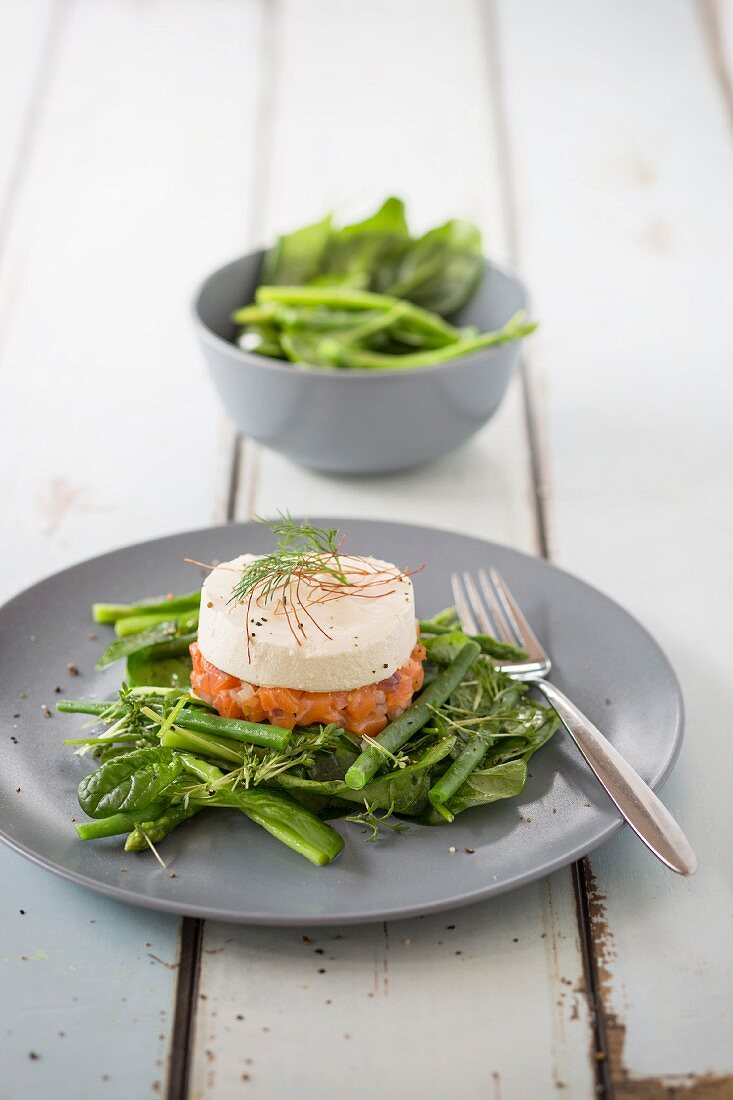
[0,847,180,1100]
[498,0,733,1089]
[0,0,262,605]
[0,3,264,1098]
[193,879,591,1099]
[192,3,596,1097]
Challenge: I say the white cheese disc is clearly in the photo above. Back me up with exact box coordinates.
[197,553,418,692]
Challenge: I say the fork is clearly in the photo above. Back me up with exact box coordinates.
[452,568,697,875]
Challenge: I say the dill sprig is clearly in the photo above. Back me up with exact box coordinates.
[229,513,350,650]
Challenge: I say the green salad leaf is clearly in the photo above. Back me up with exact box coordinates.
[428,758,529,817]
[230,198,537,370]
[322,196,409,284]
[78,747,185,818]
[260,212,332,286]
[376,218,484,317]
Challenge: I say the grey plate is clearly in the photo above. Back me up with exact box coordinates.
[0,519,683,925]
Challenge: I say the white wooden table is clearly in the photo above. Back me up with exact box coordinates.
[1,2,732,1097]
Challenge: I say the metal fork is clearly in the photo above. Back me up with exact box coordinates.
[452,568,697,875]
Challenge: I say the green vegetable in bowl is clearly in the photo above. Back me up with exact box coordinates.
[232,197,536,369]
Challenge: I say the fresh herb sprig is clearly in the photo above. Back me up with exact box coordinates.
[345,800,408,842]
[229,514,350,650]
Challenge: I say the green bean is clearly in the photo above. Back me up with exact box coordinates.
[277,307,385,332]
[93,592,200,624]
[231,302,278,325]
[124,804,203,851]
[214,787,344,867]
[428,735,491,822]
[171,709,290,751]
[178,753,226,786]
[257,284,399,311]
[160,729,244,767]
[75,801,168,841]
[418,619,455,635]
[57,698,288,751]
[344,641,480,790]
[115,610,199,638]
[419,622,527,662]
[257,284,461,344]
[57,700,119,716]
[334,314,537,370]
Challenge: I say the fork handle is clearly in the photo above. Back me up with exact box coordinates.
[534,680,696,875]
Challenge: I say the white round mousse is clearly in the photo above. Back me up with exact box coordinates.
[197,553,417,692]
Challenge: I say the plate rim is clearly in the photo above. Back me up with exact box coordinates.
[0,517,685,924]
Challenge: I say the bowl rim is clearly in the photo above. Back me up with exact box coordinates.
[192,252,532,380]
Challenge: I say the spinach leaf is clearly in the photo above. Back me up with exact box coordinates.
[278,769,430,815]
[261,213,332,286]
[376,218,484,317]
[278,738,455,816]
[441,758,528,815]
[78,747,185,818]
[95,620,197,670]
[322,197,409,284]
[423,628,527,664]
[126,650,193,690]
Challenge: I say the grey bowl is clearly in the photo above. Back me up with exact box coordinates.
[193,251,530,474]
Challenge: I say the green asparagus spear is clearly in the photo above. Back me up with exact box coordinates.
[344,641,480,790]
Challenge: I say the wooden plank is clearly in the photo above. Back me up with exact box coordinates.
[233,0,534,547]
[0,848,180,1100]
[192,3,596,1097]
[193,880,592,1099]
[0,1,55,217]
[0,0,261,604]
[497,0,733,1091]
[0,2,264,1097]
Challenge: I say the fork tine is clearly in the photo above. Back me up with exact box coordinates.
[461,572,494,635]
[451,572,478,635]
[488,568,547,662]
[475,568,516,645]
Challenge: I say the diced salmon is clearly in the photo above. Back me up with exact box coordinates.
[189,641,426,736]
